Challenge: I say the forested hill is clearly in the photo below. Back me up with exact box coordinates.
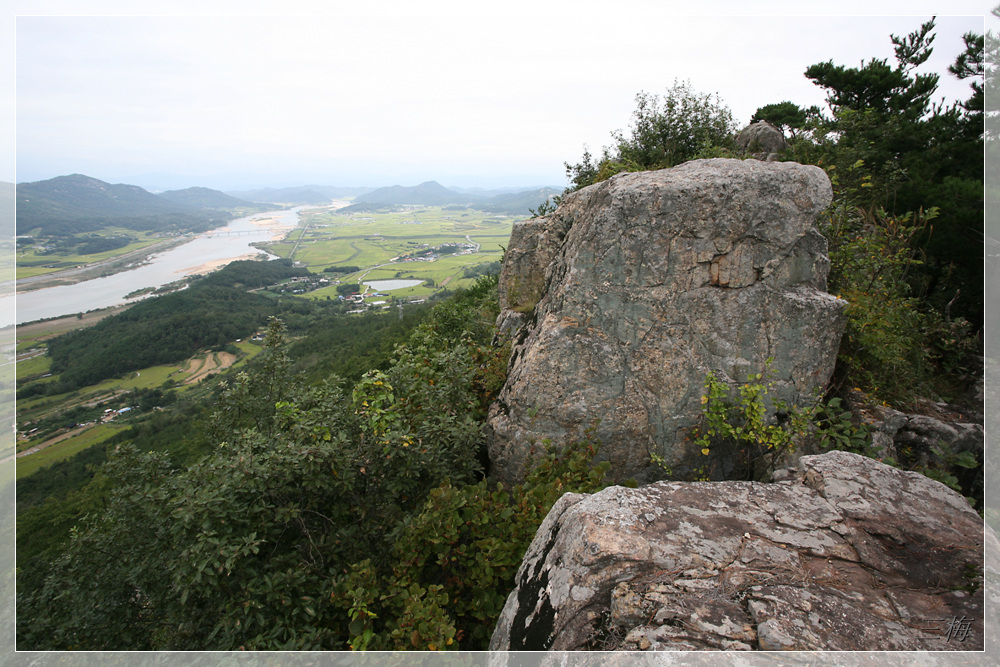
[156,186,257,211]
[15,174,259,236]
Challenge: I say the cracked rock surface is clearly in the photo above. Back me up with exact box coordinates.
[488,159,845,486]
[489,451,987,652]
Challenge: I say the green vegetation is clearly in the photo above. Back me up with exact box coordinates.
[15,278,613,650]
[13,16,986,652]
[254,205,511,300]
[683,363,873,483]
[564,79,738,192]
[688,363,818,481]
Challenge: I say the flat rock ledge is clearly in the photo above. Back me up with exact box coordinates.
[490,451,989,652]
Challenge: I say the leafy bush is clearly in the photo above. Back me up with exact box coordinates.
[565,80,737,192]
[336,428,611,651]
[822,189,979,405]
[16,274,585,652]
[686,363,872,481]
[688,364,813,480]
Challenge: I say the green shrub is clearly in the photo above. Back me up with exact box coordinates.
[337,429,612,651]
[686,363,872,480]
[822,197,979,405]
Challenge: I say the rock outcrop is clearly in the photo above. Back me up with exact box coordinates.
[736,120,789,158]
[490,451,989,652]
[488,159,846,485]
[852,394,985,508]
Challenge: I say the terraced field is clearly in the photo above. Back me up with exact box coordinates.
[179,350,238,385]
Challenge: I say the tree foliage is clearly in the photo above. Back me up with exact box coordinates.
[565,80,737,192]
[17,276,611,651]
[765,18,984,329]
[750,101,818,136]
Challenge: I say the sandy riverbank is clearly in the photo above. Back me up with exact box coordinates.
[174,214,297,276]
[179,252,265,276]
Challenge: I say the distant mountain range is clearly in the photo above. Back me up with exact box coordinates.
[225,185,374,205]
[14,174,563,236]
[342,181,561,215]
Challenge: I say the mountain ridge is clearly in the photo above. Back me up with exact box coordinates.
[16,174,232,236]
[157,186,257,210]
[343,180,561,215]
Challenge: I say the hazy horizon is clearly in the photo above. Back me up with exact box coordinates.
[9,4,989,193]
[7,171,565,194]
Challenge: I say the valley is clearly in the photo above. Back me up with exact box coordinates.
[13,202,515,482]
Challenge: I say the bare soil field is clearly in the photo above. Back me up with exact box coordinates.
[181,350,237,384]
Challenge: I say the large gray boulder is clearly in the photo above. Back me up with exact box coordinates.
[489,451,990,652]
[488,159,845,486]
[736,120,789,157]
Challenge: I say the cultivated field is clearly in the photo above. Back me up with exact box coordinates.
[14,339,263,478]
[257,206,516,301]
[16,230,173,281]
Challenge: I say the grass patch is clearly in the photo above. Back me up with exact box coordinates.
[16,423,127,479]
[16,353,51,380]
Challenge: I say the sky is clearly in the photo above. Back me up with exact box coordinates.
[5,1,993,192]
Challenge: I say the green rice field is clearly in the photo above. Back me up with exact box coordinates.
[257,205,515,301]
[16,423,127,479]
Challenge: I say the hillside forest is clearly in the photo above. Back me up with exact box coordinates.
[15,17,987,651]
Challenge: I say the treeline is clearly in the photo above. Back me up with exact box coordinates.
[24,212,223,238]
[32,234,135,256]
[198,257,310,288]
[289,305,433,383]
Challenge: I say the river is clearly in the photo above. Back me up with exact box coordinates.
[6,208,303,327]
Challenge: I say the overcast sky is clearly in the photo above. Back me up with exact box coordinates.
[5,1,992,192]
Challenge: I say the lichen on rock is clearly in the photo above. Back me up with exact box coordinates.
[488,159,846,486]
[489,451,990,652]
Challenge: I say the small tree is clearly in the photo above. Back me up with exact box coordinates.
[565,80,737,192]
[751,101,819,137]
